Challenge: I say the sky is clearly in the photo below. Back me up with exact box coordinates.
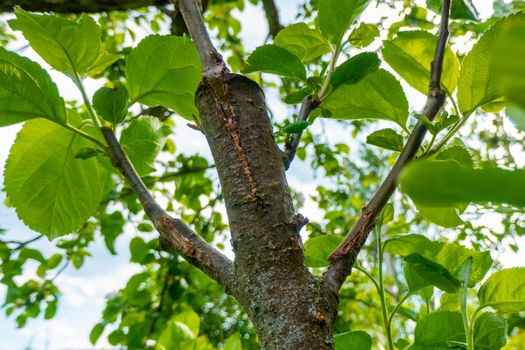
[1,1,522,349]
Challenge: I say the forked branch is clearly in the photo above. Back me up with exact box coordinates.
[100,127,234,287]
[324,0,452,292]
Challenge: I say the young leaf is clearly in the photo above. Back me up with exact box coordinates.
[400,160,525,207]
[473,313,507,350]
[330,52,381,89]
[348,23,380,48]
[382,30,459,94]
[366,128,404,152]
[318,0,372,44]
[405,254,461,293]
[273,23,331,62]
[0,47,67,126]
[478,268,525,313]
[457,17,506,116]
[92,82,129,125]
[284,121,310,134]
[409,311,465,349]
[322,69,408,128]
[334,331,372,350]
[4,119,108,238]
[9,8,118,79]
[120,116,166,176]
[126,35,201,120]
[242,44,306,80]
[304,235,343,267]
[90,322,106,345]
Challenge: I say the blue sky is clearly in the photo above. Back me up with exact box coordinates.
[2,1,522,349]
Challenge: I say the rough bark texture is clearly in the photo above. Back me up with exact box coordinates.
[0,0,168,13]
[196,72,338,349]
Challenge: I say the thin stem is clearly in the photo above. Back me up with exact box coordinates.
[459,289,473,350]
[354,263,381,292]
[176,0,224,72]
[376,226,394,350]
[63,123,106,149]
[387,290,416,333]
[283,96,317,170]
[317,43,341,102]
[73,75,102,129]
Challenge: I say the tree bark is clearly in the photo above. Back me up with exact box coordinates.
[195,71,338,349]
[0,0,168,13]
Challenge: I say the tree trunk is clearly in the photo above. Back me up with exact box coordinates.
[196,72,339,349]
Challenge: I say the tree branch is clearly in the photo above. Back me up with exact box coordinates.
[261,0,283,38]
[283,96,318,170]
[100,126,234,288]
[0,0,168,13]
[175,0,225,74]
[324,0,452,292]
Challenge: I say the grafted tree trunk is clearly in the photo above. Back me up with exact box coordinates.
[196,72,339,349]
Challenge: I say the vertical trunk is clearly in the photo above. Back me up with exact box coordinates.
[196,72,338,349]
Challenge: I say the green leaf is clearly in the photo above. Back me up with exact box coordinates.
[89,322,106,345]
[506,104,525,131]
[273,23,331,62]
[478,268,525,313]
[334,331,372,350]
[457,19,504,116]
[322,69,408,128]
[223,332,242,350]
[120,116,166,176]
[126,35,201,120]
[404,262,431,291]
[382,30,459,94]
[366,128,404,152]
[44,299,57,319]
[284,121,310,134]
[427,0,479,20]
[46,254,63,269]
[348,22,380,48]
[405,254,461,293]
[474,313,507,350]
[408,311,465,349]
[129,237,149,264]
[101,211,125,255]
[493,13,525,110]
[385,234,493,289]
[0,47,67,126]
[9,8,118,78]
[4,118,108,237]
[92,82,128,125]
[304,235,342,267]
[400,160,525,207]
[318,0,372,44]
[416,205,464,228]
[174,310,200,338]
[330,52,381,89]
[242,44,306,80]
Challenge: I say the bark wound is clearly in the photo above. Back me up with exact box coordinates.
[205,75,259,198]
[155,215,199,258]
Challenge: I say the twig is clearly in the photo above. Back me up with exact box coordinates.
[324,0,452,292]
[175,0,225,73]
[283,96,318,170]
[261,0,283,38]
[100,126,233,287]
